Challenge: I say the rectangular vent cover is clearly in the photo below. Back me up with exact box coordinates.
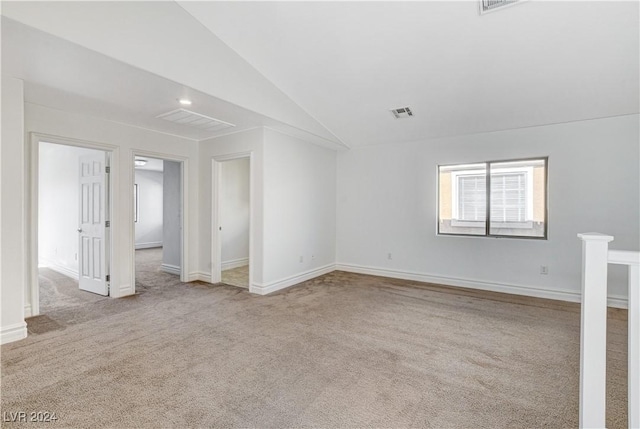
[157,109,235,132]
[390,106,413,119]
[480,0,520,14]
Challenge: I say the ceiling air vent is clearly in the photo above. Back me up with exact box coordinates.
[390,106,413,119]
[480,0,520,14]
[157,109,235,132]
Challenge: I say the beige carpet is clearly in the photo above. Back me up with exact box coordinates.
[222,265,249,289]
[1,261,628,428]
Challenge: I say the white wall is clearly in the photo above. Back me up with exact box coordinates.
[162,160,181,273]
[24,103,199,304]
[199,128,264,284]
[199,127,338,294]
[336,115,640,304]
[38,143,103,277]
[1,76,27,344]
[262,128,337,289]
[134,169,163,249]
[221,157,250,268]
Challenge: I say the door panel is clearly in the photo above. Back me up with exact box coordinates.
[78,153,109,295]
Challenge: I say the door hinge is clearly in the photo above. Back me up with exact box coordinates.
[106,220,110,227]
[106,274,110,282]
[106,166,110,173]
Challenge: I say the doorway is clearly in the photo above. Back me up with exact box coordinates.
[33,139,112,317]
[133,155,184,291]
[212,154,252,289]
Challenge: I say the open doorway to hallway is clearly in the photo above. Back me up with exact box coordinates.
[36,141,111,317]
[219,157,250,289]
[133,156,183,291]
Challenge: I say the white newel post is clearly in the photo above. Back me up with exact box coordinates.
[578,233,613,429]
[629,263,639,429]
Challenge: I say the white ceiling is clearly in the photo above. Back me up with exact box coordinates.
[2,17,273,141]
[3,2,638,149]
[1,1,346,149]
[179,1,639,146]
[135,157,164,172]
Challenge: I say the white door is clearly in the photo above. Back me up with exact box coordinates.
[78,153,109,295]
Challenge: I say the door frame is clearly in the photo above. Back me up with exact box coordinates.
[28,133,117,317]
[131,149,189,286]
[211,152,254,287]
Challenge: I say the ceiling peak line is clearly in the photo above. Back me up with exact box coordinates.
[174,1,349,149]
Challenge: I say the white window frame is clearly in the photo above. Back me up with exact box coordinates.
[450,166,533,227]
[451,168,486,227]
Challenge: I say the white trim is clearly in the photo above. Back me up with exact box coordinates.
[250,264,335,295]
[211,152,254,289]
[118,284,133,296]
[608,250,640,266]
[24,304,33,319]
[29,133,117,316]
[451,167,486,221]
[450,164,535,223]
[334,263,628,309]
[131,149,189,290]
[0,322,28,345]
[222,257,249,271]
[161,263,181,276]
[188,271,212,283]
[134,241,163,250]
[38,259,79,280]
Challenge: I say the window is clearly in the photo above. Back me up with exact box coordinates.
[438,158,547,238]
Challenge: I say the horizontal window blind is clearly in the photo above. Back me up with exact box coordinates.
[458,174,486,221]
[491,172,526,222]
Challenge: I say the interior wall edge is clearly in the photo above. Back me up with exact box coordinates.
[0,322,28,345]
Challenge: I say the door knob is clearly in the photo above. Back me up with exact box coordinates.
[77,228,83,233]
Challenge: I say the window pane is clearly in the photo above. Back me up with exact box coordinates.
[489,159,546,238]
[438,163,487,236]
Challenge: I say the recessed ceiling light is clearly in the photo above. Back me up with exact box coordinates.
[134,158,148,167]
[178,98,192,106]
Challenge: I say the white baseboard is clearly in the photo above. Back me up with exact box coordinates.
[335,263,628,309]
[24,303,32,318]
[250,264,335,295]
[222,257,249,271]
[188,271,212,283]
[39,259,78,280]
[606,294,628,309]
[135,242,162,250]
[1,322,28,344]
[161,263,181,276]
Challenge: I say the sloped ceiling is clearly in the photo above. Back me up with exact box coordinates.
[179,1,639,146]
[3,1,638,149]
[1,1,347,149]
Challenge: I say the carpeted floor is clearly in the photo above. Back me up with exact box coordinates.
[1,259,628,428]
[222,265,249,289]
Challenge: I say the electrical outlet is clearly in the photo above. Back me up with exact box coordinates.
[299,256,304,263]
[540,265,549,275]
[388,253,392,260]
[311,255,315,260]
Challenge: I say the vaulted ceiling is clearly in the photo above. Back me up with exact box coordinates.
[3,1,638,149]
